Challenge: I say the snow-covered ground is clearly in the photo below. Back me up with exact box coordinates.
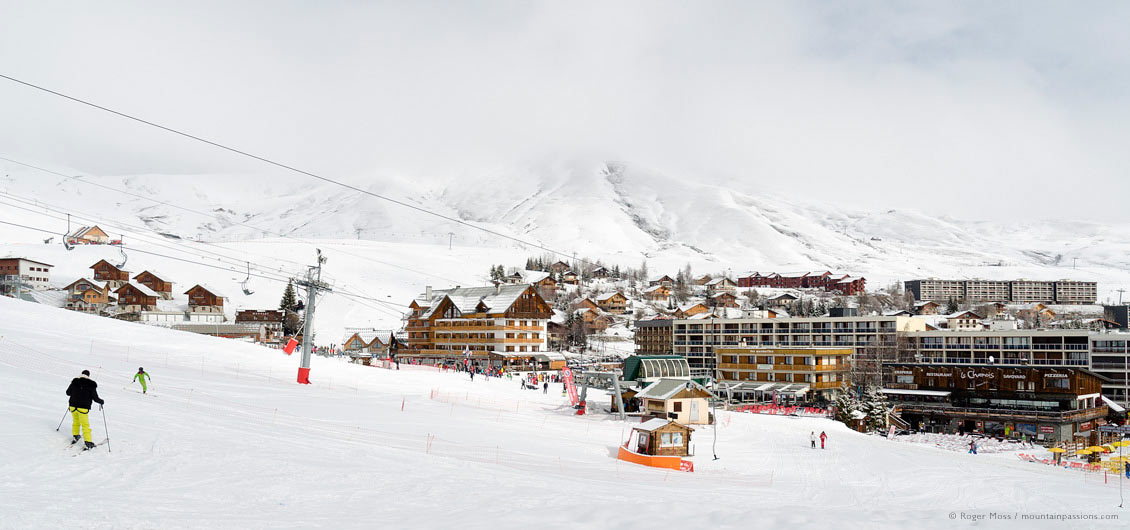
[1,297,1126,529]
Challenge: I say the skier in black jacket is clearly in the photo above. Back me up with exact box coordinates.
[66,370,105,449]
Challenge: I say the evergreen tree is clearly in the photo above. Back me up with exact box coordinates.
[832,388,859,426]
[861,386,890,432]
[945,297,959,315]
[279,280,297,312]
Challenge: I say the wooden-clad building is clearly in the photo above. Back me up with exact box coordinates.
[595,291,628,314]
[185,284,224,313]
[883,363,1109,442]
[91,260,130,289]
[67,225,110,245]
[401,284,553,368]
[115,282,159,312]
[64,278,111,312]
[134,270,174,300]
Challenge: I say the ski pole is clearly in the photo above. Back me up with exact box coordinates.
[100,405,111,453]
[55,408,69,431]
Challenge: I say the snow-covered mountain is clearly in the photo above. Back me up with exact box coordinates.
[2,158,1128,339]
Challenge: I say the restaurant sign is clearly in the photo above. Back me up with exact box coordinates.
[1039,425,1055,434]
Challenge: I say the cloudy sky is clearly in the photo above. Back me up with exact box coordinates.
[1,1,1127,221]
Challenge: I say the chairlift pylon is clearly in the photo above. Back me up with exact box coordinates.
[241,261,255,295]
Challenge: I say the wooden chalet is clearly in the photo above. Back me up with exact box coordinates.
[574,297,600,312]
[134,270,174,300]
[914,300,940,315]
[401,284,553,368]
[625,418,694,458]
[674,303,709,319]
[643,284,671,302]
[547,321,567,350]
[64,278,110,313]
[67,225,110,245]
[709,292,740,308]
[549,261,571,274]
[595,291,628,314]
[560,270,579,285]
[590,266,611,279]
[90,260,130,287]
[693,274,713,286]
[115,282,159,312]
[705,277,737,295]
[649,275,676,287]
[185,284,224,313]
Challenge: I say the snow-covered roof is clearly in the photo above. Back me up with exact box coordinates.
[633,418,689,433]
[643,285,667,293]
[914,301,938,307]
[137,269,174,283]
[65,277,108,291]
[518,270,551,284]
[186,283,226,298]
[121,282,161,298]
[595,292,624,302]
[422,284,537,318]
[1103,395,1126,413]
[636,378,710,401]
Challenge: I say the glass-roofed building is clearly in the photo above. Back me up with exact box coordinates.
[622,355,691,384]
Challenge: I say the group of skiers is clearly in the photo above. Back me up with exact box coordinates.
[64,368,151,450]
[809,431,828,449]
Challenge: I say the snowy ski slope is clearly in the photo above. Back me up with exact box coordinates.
[0,297,1125,529]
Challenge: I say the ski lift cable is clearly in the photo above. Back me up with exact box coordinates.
[0,217,404,309]
[0,167,453,308]
[0,156,468,286]
[0,74,602,270]
[0,190,309,279]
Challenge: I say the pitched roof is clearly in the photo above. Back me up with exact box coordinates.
[643,285,668,293]
[136,269,174,283]
[185,283,225,298]
[518,270,551,284]
[636,378,711,401]
[421,284,540,318]
[118,282,161,298]
[634,418,685,432]
[595,291,625,302]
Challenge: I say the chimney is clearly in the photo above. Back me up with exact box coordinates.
[425,285,432,300]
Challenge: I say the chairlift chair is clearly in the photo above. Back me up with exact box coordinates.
[114,244,127,269]
[241,261,255,295]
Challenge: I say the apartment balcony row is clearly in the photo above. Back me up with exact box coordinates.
[717,363,846,372]
[432,337,544,345]
[432,324,544,332]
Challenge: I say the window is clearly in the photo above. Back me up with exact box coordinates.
[673,402,682,412]
[896,375,914,384]
[660,432,683,447]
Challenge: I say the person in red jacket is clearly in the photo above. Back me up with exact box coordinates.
[66,370,105,450]
[819,431,827,449]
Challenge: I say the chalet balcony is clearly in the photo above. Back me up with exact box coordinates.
[717,363,845,372]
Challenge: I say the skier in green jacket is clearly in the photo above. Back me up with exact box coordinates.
[132,367,151,394]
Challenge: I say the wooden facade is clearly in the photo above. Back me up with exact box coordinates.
[134,270,174,299]
[115,283,157,311]
[596,292,628,314]
[91,260,129,283]
[185,285,224,312]
[402,284,554,367]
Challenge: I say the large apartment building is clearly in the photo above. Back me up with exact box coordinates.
[715,346,852,401]
[900,329,1130,408]
[905,279,1097,304]
[401,284,553,368]
[634,318,674,355]
[672,315,928,381]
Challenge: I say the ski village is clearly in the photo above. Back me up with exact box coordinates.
[4,3,1130,529]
